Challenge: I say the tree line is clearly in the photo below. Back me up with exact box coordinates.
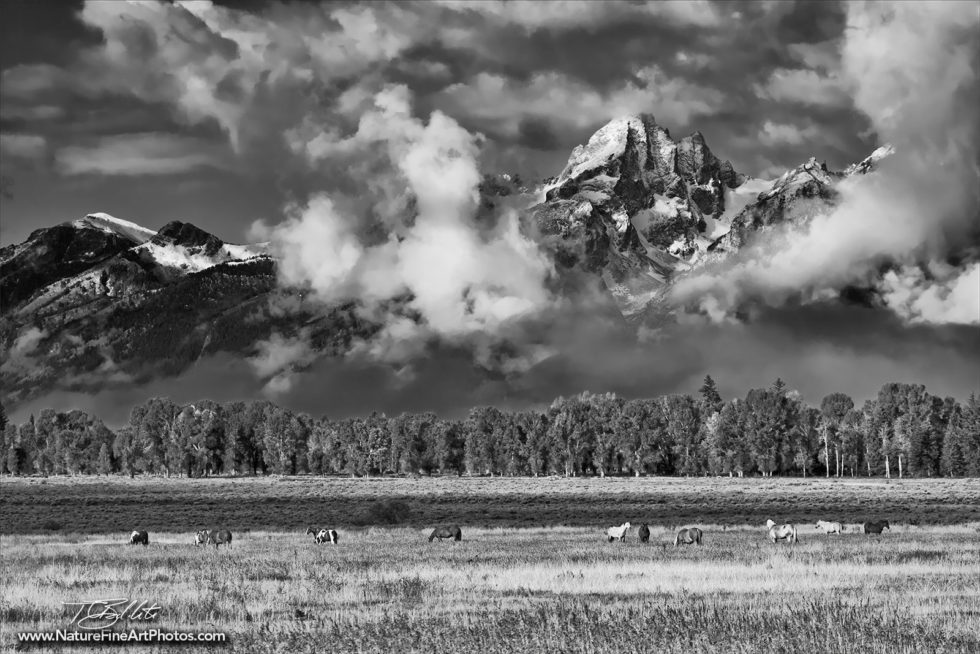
[1,377,978,479]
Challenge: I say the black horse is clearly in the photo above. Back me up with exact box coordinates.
[863,520,890,535]
[428,525,462,542]
[129,530,149,546]
[638,524,650,543]
[207,529,233,548]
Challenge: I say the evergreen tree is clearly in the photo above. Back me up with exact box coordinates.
[96,443,112,475]
[699,375,723,415]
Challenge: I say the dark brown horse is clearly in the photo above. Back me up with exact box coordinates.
[129,530,149,546]
[674,527,703,546]
[638,523,650,543]
[863,520,890,534]
[207,529,233,548]
[428,525,462,542]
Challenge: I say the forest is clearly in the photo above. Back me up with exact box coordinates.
[1,377,978,479]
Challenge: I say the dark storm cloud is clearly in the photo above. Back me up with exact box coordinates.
[10,301,978,429]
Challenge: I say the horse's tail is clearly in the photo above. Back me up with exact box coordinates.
[696,529,702,545]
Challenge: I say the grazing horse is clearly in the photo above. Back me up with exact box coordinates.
[306,527,339,544]
[766,519,798,544]
[207,529,233,548]
[674,527,703,546]
[638,523,650,543]
[129,530,149,546]
[863,520,890,535]
[606,522,631,543]
[428,525,462,542]
[195,530,209,546]
[815,520,845,535]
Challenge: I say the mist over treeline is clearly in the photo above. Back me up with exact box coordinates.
[2,377,978,480]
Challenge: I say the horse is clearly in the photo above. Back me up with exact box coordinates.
[674,527,703,546]
[638,523,650,543]
[606,522,630,543]
[129,530,149,546]
[207,529,233,548]
[863,520,890,535]
[766,519,798,544]
[815,520,845,535]
[428,525,462,542]
[306,527,339,544]
[195,530,209,546]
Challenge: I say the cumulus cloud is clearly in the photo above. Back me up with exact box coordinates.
[55,133,232,176]
[674,1,980,322]
[253,85,555,371]
[882,263,980,326]
[754,67,850,107]
[757,120,821,146]
[439,66,724,140]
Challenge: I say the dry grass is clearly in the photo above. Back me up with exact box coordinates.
[1,525,979,653]
[2,477,979,652]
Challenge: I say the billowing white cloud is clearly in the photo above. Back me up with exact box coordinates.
[882,262,980,326]
[254,86,555,364]
[675,1,980,321]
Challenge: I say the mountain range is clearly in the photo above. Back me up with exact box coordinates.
[1,114,895,407]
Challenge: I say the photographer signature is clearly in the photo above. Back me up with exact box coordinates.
[63,598,162,630]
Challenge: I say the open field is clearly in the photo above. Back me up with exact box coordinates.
[2,524,979,653]
[3,478,979,652]
[2,476,979,534]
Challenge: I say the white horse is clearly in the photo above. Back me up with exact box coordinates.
[306,527,338,544]
[606,522,631,543]
[815,520,845,535]
[766,519,798,544]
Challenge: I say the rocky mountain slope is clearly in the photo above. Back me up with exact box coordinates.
[0,214,372,406]
[1,116,895,406]
[522,114,891,321]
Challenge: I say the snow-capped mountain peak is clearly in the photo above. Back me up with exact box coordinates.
[844,144,896,176]
[72,212,157,245]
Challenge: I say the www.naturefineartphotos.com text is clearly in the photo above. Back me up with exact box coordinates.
[0,1,978,652]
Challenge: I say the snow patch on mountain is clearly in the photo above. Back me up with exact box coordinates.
[73,213,156,245]
[134,240,269,274]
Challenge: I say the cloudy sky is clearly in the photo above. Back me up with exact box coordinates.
[0,0,876,246]
[2,1,977,424]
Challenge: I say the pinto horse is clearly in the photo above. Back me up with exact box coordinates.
[306,527,339,544]
[606,522,630,543]
[428,525,462,542]
[674,527,703,546]
[863,520,890,534]
[766,519,798,544]
[129,530,149,546]
[195,530,209,546]
[815,520,845,535]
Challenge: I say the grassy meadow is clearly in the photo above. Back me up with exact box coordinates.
[1,477,979,652]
